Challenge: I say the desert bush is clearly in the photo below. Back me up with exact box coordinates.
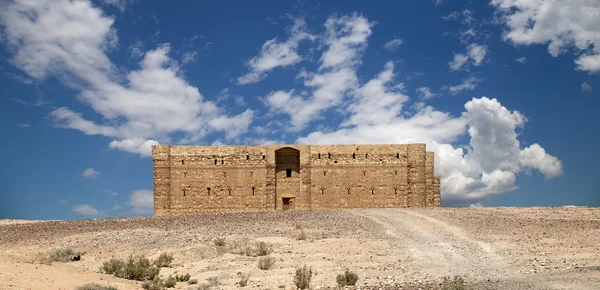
[187,278,198,285]
[141,276,165,290]
[296,230,307,241]
[207,276,219,286]
[336,269,359,286]
[442,275,469,290]
[293,265,313,290]
[75,283,117,290]
[49,247,80,262]
[257,256,276,270]
[175,273,191,282]
[255,241,272,256]
[100,258,126,276]
[238,273,250,287]
[121,255,160,281]
[214,237,226,247]
[163,275,177,288]
[154,252,173,268]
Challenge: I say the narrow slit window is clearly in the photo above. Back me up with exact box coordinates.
[363,170,366,176]
[221,160,224,165]
[251,186,255,196]
[365,153,368,159]
[371,187,375,195]
[352,153,355,159]
[347,187,350,195]
[394,187,398,194]
[182,188,187,196]
[228,188,232,195]
[321,186,325,195]
[214,159,217,165]
[207,187,211,195]
[246,155,249,160]
[181,160,184,165]
[323,171,327,176]
[396,153,399,158]
[262,155,265,160]
[318,153,321,159]
[286,168,292,177]
[328,153,331,158]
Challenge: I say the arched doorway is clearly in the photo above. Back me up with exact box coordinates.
[275,147,300,210]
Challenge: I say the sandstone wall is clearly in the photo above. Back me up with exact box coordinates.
[152,143,441,216]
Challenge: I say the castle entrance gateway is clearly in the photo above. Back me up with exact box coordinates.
[275,147,300,210]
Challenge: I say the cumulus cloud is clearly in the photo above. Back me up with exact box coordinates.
[81,168,101,179]
[264,13,372,131]
[72,204,104,217]
[492,0,600,73]
[0,0,254,157]
[581,82,592,93]
[468,44,488,66]
[516,57,527,63]
[128,190,154,215]
[449,53,469,71]
[416,87,436,100]
[237,18,315,84]
[443,75,480,95]
[383,38,403,51]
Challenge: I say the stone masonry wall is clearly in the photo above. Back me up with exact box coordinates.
[152,144,441,216]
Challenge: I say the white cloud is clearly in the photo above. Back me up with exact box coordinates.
[516,57,527,63]
[72,204,104,217]
[416,87,436,100]
[383,38,403,51]
[443,10,475,26]
[443,75,480,95]
[298,97,562,205]
[237,18,314,84]
[100,0,130,12]
[264,14,372,131]
[449,53,469,71]
[15,123,31,128]
[0,0,254,157]
[182,51,198,65]
[81,168,100,179]
[128,190,154,215]
[468,44,488,66]
[492,0,600,73]
[581,81,592,92]
[129,40,145,58]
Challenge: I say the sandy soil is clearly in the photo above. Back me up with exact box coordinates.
[0,207,599,290]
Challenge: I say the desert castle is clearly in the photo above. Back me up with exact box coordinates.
[152,144,441,216]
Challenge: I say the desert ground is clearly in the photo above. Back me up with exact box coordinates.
[1,207,599,290]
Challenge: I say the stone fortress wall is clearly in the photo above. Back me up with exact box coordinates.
[152,144,441,216]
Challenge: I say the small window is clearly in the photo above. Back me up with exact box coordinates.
[221,160,224,165]
[251,186,255,195]
[262,155,265,160]
[365,153,368,159]
[371,187,375,195]
[363,170,366,176]
[228,188,232,195]
[246,155,249,160]
[321,186,325,195]
[318,153,321,159]
[207,187,211,195]
[250,171,253,177]
[328,153,331,158]
[182,188,187,196]
[323,171,327,176]
[347,187,350,195]
[394,187,398,194]
[396,153,399,159]
[352,153,355,159]
[214,159,217,165]
[286,168,292,177]
[181,160,184,165]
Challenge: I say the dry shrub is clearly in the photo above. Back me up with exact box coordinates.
[257,256,276,270]
[213,237,226,247]
[228,240,273,257]
[442,275,469,290]
[100,258,125,276]
[122,255,160,281]
[75,283,117,290]
[336,269,358,286]
[255,241,272,256]
[175,273,191,282]
[141,276,164,290]
[293,265,313,290]
[154,252,173,268]
[238,273,250,287]
[187,278,198,285]
[296,230,307,241]
[164,275,177,288]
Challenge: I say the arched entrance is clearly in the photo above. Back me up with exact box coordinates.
[275,147,300,210]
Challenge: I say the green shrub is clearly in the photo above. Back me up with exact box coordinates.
[255,241,272,256]
[293,265,313,290]
[100,258,125,276]
[163,275,177,288]
[257,256,276,270]
[175,273,191,282]
[153,252,173,268]
[336,269,359,286]
[121,255,160,281]
[442,275,469,290]
[141,276,164,290]
[75,283,117,290]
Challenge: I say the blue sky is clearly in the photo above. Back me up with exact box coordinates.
[0,0,598,220]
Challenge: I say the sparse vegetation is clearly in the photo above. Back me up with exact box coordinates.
[238,273,250,287]
[164,275,177,288]
[257,256,276,270]
[100,255,160,281]
[141,276,165,290]
[336,269,359,286]
[207,276,219,286]
[100,258,126,276]
[228,240,273,257]
[153,252,174,267]
[75,283,117,290]
[213,237,226,247]
[293,265,313,290]
[50,247,80,262]
[442,275,469,290]
[187,278,198,285]
[175,273,191,282]
[296,230,307,241]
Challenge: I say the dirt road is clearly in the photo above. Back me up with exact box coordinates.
[0,207,598,289]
